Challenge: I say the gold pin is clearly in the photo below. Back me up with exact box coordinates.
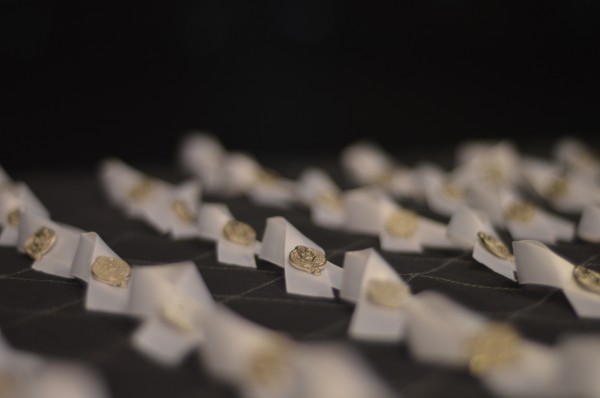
[91,256,131,288]
[248,336,291,386]
[6,209,19,227]
[467,323,521,376]
[367,279,409,309]
[482,162,505,186]
[317,191,343,209]
[543,176,570,201]
[161,295,199,332]
[385,209,419,239]
[24,227,57,260]
[171,200,196,224]
[573,265,600,295]
[441,182,464,201]
[375,169,394,187]
[289,245,327,275]
[477,232,514,262]
[505,201,535,223]
[223,220,256,246]
[127,178,155,202]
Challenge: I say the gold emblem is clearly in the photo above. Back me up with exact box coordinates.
[91,256,131,288]
[288,245,327,275]
[256,168,280,185]
[317,191,343,209]
[222,220,256,246]
[482,162,505,186]
[385,209,419,238]
[573,265,600,295]
[366,279,409,309]
[6,209,19,227]
[505,201,535,223]
[248,337,292,386]
[127,178,155,202]
[24,227,57,260]
[441,182,464,201]
[161,295,199,332]
[171,200,196,224]
[543,176,570,201]
[477,232,514,262]
[467,323,521,376]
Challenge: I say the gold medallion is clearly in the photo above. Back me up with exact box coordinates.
[573,265,600,295]
[441,182,464,201]
[127,178,155,202]
[477,232,514,262]
[543,176,570,201]
[222,220,256,246]
[288,245,327,275]
[467,323,521,376]
[366,279,409,309]
[161,295,199,332]
[248,337,291,386]
[6,209,19,227]
[24,226,57,260]
[482,162,505,186]
[91,256,131,288]
[505,201,535,223]
[171,200,196,224]
[385,209,419,239]
[317,191,343,209]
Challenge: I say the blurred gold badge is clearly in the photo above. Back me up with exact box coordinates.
[248,336,292,387]
[161,295,199,332]
[543,176,570,201]
[128,178,155,202]
[477,232,514,262]
[573,265,600,295]
[367,279,409,309]
[6,209,19,227]
[289,245,327,275]
[223,220,256,246]
[317,191,343,209]
[505,201,535,223]
[441,182,464,201]
[91,256,131,288]
[467,323,521,376]
[171,200,196,224]
[385,209,419,239]
[25,226,57,260]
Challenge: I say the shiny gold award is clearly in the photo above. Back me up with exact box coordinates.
[6,209,19,227]
[288,245,327,275]
[505,201,535,223]
[24,226,57,260]
[171,200,196,224]
[127,178,155,202]
[573,265,600,295]
[467,323,521,376]
[367,279,409,309]
[385,209,419,239]
[248,337,291,386]
[222,220,256,246]
[91,256,131,288]
[477,232,514,262]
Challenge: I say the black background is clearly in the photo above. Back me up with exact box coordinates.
[2,0,600,171]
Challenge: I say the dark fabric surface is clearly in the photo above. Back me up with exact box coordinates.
[1,162,600,398]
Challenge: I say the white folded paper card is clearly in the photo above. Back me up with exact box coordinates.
[340,141,394,186]
[129,261,215,365]
[555,336,600,398]
[259,217,342,298]
[296,168,345,228]
[341,248,410,342]
[211,152,261,196]
[513,240,600,318]
[423,175,466,217]
[0,182,50,247]
[343,187,392,235]
[554,137,600,180]
[71,232,133,314]
[16,212,82,279]
[27,361,110,398]
[296,168,342,206]
[179,132,226,193]
[503,199,574,244]
[578,204,600,243]
[247,177,296,209]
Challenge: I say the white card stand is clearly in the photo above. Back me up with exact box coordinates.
[380,203,461,253]
[292,343,395,398]
[143,181,201,239]
[28,362,109,398]
[554,137,600,180]
[340,141,394,186]
[296,168,341,206]
[259,217,340,298]
[179,133,225,193]
[247,178,296,209]
[309,198,345,229]
[197,203,258,268]
[386,168,420,199]
[423,175,466,217]
[129,262,215,365]
[578,204,600,243]
[341,248,410,342]
[405,291,560,397]
[343,187,391,235]
[71,232,132,314]
[513,240,600,318]
[211,153,261,196]
[16,212,82,279]
[0,183,50,246]
[555,336,600,398]
[465,183,507,228]
[503,200,574,244]
[201,307,300,398]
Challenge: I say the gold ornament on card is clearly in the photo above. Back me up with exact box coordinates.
[385,209,419,239]
[24,227,57,261]
[467,323,521,376]
[477,232,514,263]
[91,256,131,288]
[505,201,535,223]
[572,265,600,296]
[288,245,327,275]
[222,220,256,247]
[366,279,409,309]
[171,200,196,224]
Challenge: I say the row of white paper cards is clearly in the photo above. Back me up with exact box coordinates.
[0,330,109,398]
[341,248,600,398]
